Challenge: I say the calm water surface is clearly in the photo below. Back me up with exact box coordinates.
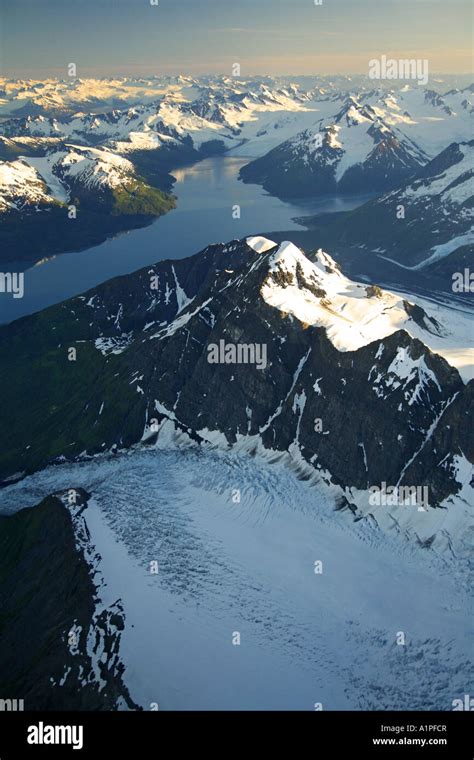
[1,157,370,323]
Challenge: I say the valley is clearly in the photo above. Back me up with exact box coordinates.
[0,156,369,323]
[0,74,471,324]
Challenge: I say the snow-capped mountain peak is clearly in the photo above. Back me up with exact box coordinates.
[51,145,136,190]
[256,239,472,373]
[0,144,139,212]
[239,96,430,197]
[0,235,471,525]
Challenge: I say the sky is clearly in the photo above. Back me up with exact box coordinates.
[0,0,472,78]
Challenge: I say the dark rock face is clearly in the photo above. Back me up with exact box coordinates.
[0,238,470,508]
[123,265,464,500]
[401,381,474,506]
[239,133,339,197]
[0,490,138,710]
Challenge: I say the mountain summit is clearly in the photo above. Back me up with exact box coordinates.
[1,237,471,548]
[239,100,428,197]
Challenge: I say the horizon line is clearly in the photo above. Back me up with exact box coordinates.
[1,71,473,80]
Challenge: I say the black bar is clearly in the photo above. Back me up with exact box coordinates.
[0,711,472,757]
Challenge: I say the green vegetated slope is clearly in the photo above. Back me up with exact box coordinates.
[0,305,144,478]
[0,176,175,263]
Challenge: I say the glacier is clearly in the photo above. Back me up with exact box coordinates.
[1,446,472,711]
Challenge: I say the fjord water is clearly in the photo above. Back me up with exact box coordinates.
[1,156,368,323]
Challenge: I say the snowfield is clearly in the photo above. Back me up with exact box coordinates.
[259,239,474,381]
[366,85,474,159]
[0,158,57,210]
[1,448,472,711]
[19,155,70,203]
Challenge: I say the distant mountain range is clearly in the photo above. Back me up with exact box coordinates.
[239,85,473,197]
[1,78,471,163]
[0,77,472,266]
[297,139,474,275]
[240,97,429,197]
[0,78,315,157]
